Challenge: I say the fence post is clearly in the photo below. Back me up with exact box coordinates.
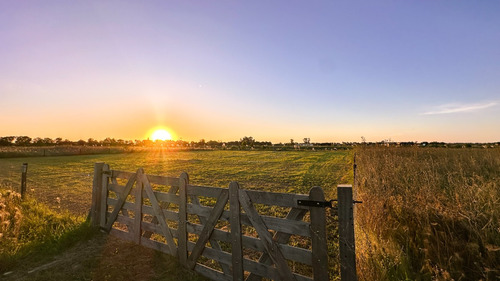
[178,172,189,265]
[338,185,357,281]
[100,164,110,229]
[90,163,104,227]
[229,181,243,281]
[310,186,329,281]
[134,169,144,244]
[20,163,28,198]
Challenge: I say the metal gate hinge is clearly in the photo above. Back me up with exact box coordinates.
[297,199,336,208]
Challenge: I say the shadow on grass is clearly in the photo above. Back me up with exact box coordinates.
[2,221,208,281]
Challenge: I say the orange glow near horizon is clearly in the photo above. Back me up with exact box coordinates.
[148,127,175,141]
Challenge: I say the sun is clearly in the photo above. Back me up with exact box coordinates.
[151,129,172,141]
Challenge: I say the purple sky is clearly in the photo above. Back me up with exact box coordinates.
[1,1,499,142]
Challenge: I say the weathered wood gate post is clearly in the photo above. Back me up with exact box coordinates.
[309,186,329,281]
[229,181,243,281]
[338,185,357,281]
[90,162,104,227]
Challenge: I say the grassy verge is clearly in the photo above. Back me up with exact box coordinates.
[0,186,94,273]
[354,147,500,280]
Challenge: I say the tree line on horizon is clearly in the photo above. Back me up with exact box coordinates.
[0,135,498,149]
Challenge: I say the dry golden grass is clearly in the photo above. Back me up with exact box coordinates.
[354,147,500,280]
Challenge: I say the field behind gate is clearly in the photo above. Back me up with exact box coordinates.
[0,150,353,279]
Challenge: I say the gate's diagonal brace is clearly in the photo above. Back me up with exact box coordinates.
[186,189,229,269]
[104,172,137,231]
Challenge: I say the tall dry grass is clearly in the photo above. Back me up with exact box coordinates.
[354,147,500,280]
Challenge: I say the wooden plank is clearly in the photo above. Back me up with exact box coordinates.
[247,207,308,281]
[90,163,104,227]
[186,189,229,269]
[111,170,179,186]
[189,187,232,275]
[245,189,310,209]
[141,236,171,254]
[111,170,134,180]
[141,170,178,256]
[104,170,137,231]
[338,185,357,281]
[187,185,224,198]
[178,172,188,266]
[192,243,314,281]
[146,174,179,186]
[229,182,243,281]
[100,164,110,229]
[143,183,180,239]
[142,205,179,221]
[188,203,311,237]
[116,214,134,226]
[239,189,297,281]
[112,171,178,186]
[186,222,312,265]
[133,172,143,244]
[194,263,232,281]
[108,183,125,194]
[110,228,133,241]
[107,198,135,213]
[141,190,180,204]
[310,186,329,281]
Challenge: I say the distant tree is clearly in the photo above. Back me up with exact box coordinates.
[0,136,16,146]
[240,136,255,147]
[198,139,206,147]
[16,136,32,146]
[32,137,44,146]
[43,138,54,145]
[102,137,117,146]
[303,138,310,144]
[88,138,98,146]
[290,139,294,146]
[207,140,220,147]
[76,139,86,146]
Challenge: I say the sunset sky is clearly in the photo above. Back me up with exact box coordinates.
[1,1,499,143]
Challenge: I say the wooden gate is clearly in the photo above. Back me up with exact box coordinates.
[89,163,357,281]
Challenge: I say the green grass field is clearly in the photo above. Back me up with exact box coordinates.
[0,150,352,215]
[0,150,352,280]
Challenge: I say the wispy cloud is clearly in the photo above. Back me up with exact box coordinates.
[422,101,498,115]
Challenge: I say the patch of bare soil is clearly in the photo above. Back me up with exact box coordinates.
[2,233,207,281]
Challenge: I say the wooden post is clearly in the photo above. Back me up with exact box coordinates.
[134,169,143,244]
[20,163,28,198]
[229,182,243,281]
[90,163,104,227]
[178,172,189,265]
[310,186,329,281]
[100,164,110,229]
[338,185,357,281]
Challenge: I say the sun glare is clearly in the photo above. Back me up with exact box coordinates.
[151,129,172,141]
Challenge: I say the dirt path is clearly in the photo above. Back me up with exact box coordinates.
[3,233,207,281]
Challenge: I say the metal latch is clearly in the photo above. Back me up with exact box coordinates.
[297,199,336,208]
[297,199,363,208]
